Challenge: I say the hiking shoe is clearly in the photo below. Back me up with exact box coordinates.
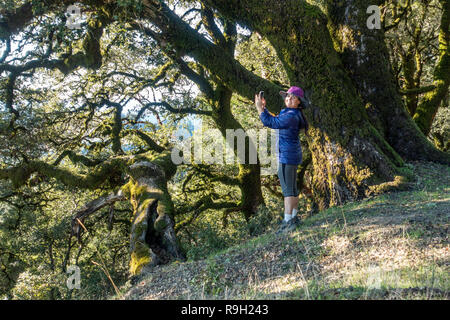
[283,216,301,233]
[276,220,289,234]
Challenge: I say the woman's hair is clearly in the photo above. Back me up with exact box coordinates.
[298,105,309,136]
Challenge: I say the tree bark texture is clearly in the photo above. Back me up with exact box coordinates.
[211,85,265,220]
[412,0,450,135]
[322,0,449,163]
[122,153,185,275]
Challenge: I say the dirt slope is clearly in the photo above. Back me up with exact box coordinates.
[119,162,449,300]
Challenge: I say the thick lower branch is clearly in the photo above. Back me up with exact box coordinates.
[71,191,126,241]
[0,157,128,189]
[175,195,239,232]
[53,150,103,167]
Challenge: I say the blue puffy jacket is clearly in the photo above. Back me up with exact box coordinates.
[259,107,305,165]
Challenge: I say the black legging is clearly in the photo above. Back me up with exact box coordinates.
[278,163,299,197]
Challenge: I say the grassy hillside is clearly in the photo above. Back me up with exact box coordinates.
[117,161,449,300]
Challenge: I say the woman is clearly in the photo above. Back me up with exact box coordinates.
[255,86,308,232]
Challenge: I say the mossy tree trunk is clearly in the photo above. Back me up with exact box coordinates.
[399,44,422,116]
[122,151,185,275]
[204,16,265,220]
[412,0,450,135]
[323,0,450,163]
[211,85,265,221]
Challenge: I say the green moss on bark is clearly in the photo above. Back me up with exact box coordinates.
[125,152,180,275]
[413,0,450,135]
[129,241,152,275]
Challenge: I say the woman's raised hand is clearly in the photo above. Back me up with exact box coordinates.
[255,93,266,114]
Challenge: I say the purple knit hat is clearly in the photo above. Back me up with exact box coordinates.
[279,86,304,99]
[280,86,309,108]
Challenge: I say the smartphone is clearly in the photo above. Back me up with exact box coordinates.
[259,91,264,99]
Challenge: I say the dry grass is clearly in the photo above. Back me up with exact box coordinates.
[118,161,449,300]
